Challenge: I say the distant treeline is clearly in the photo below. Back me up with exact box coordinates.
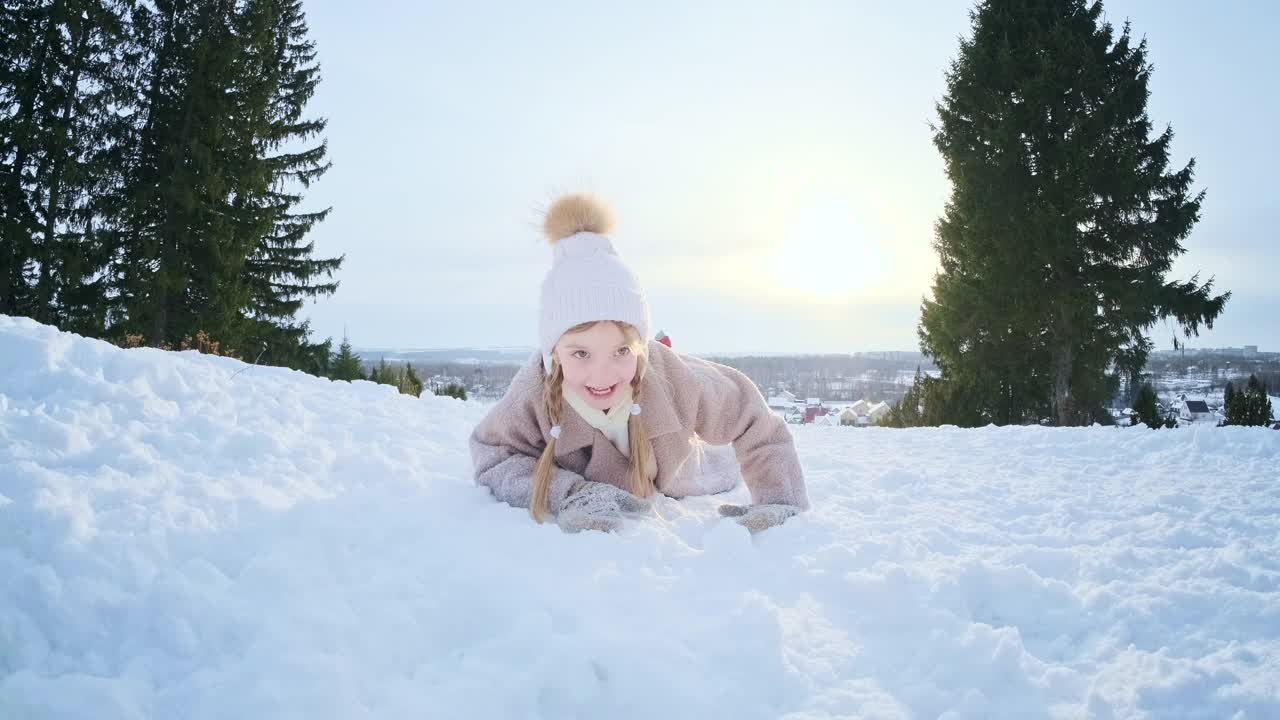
[363,352,935,405]
[704,354,935,403]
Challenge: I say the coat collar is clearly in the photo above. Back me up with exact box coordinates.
[636,342,684,439]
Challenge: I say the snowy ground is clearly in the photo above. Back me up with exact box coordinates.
[2,315,1279,719]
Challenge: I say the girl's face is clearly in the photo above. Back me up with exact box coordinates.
[554,322,640,411]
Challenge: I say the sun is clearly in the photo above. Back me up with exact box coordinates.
[768,194,890,303]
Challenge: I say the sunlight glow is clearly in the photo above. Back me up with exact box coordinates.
[768,194,892,303]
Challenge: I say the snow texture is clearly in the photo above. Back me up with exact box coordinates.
[2,315,1279,719]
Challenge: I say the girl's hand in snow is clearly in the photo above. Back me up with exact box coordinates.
[718,503,799,533]
[556,480,652,533]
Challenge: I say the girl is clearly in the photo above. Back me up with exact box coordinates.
[469,194,809,533]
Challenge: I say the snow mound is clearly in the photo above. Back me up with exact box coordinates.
[3,315,1279,718]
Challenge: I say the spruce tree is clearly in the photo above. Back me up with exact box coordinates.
[1245,375,1273,426]
[329,336,364,381]
[435,383,467,401]
[1,0,136,330]
[237,0,340,370]
[1133,382,1159,429]
[107,0,337,364]
[882,368,926,427]
[0,0,47,318]
[44,1,140,335]
[1243,377,1257,424]
[403,363,423,398]
[369,358,391,386]
[920,0,1229,426]
[1,0,338,370]
[1223,375,1273,426]
[109,0,247,347]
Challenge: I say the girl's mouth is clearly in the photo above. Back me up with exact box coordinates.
[586,383,617,398]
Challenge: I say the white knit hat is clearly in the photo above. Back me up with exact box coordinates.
[538,194,650,370]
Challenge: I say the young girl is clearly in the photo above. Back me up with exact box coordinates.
[469,194,809,533]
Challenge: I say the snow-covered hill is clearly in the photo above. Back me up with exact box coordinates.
[2,316,1278,719]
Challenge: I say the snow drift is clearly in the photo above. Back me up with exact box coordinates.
[2,315,1278,719]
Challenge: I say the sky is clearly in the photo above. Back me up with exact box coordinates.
[296,1,1279,355]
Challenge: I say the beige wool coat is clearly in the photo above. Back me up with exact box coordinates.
[469,340,809,515]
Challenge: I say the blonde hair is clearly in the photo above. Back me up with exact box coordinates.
[530,320,653,522]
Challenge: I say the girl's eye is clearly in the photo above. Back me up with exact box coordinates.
[616,347,631,357]
[571,350,588,359]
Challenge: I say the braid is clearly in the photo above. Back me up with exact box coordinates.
[544,362,565,427]
[530,361,565,523]
[627,347,654,498]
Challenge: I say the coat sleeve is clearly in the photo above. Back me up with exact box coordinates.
[469,357,583,513]
[672,352,810,509]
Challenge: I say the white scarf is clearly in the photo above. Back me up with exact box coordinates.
[562,385,634,457]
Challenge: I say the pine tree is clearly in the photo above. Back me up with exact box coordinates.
[435,383,467,401]
[879,366,990,428]
[369,358,392,386]
[1223,375,1274,426]
[919,0,1229,426]
[403,362,423,398]
[109,0,248,347]
[0,0,48,319]
[34,1,137,334]
[1245,375,1272,426]
[329,335,363,381]
[1258,378,1274,426]
[0,0,136,331]
[1133,382,1159,429]
[1,0,339,371]
[106,0,337,365]
[236,0,340,369]
[1243,377,1260,426]
[882,368,926,427]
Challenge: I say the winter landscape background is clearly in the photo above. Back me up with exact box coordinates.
[4,0,1279,716]
[357,343,1280,426]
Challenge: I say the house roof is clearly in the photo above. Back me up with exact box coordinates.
[1184,400,1210,413]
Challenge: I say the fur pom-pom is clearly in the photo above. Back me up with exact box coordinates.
[543,193,614,243]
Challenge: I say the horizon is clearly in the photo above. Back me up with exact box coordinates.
[350,341,1277,357]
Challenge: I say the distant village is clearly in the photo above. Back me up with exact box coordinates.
[376,350,936,424]
[1115,394,1220,428]
[765,390,893,426]
[368,344,1278,429]
[1133,345,1280,427]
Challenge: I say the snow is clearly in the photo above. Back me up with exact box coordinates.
[3,315,1280,718]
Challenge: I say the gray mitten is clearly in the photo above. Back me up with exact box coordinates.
[557,480,653,534]
[718,503,800,533]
